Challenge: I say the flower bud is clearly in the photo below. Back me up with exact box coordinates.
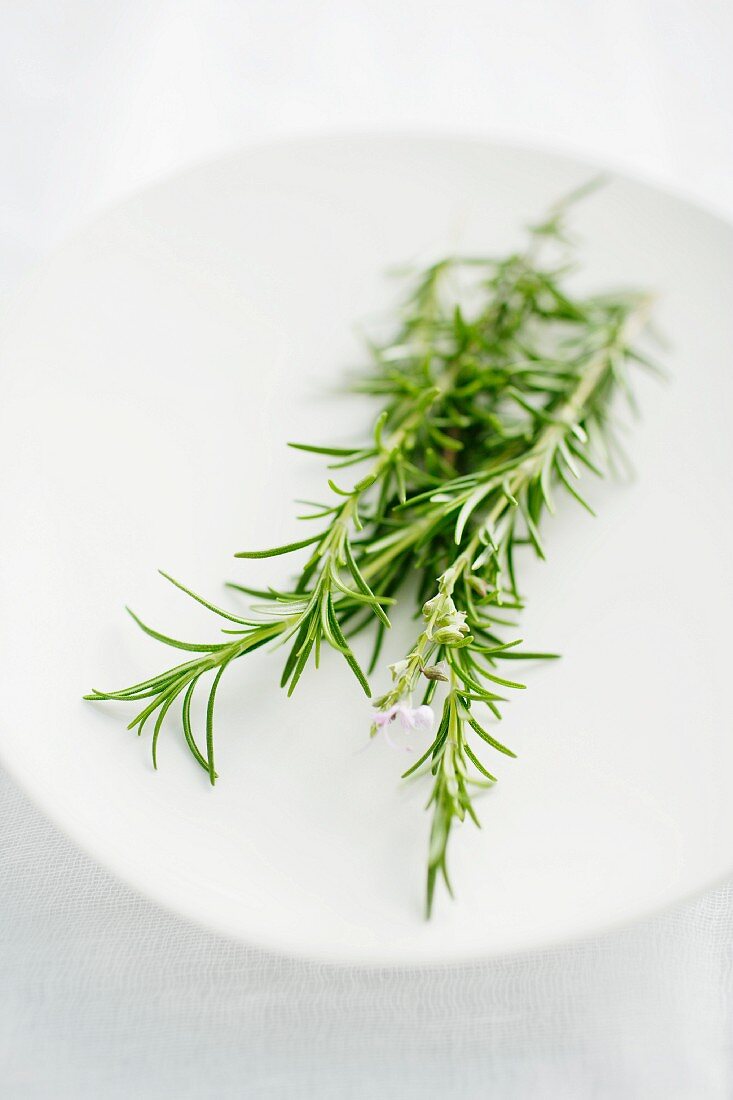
[467,575,489,599]
[432,626,467,645]
[422,595,442,621]
[421,663,449,682]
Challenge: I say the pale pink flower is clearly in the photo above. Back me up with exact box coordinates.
[372,705,400,729]
[396,704,434,731]
[372,704,435,741]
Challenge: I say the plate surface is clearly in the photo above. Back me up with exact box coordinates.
[1,135,732,964]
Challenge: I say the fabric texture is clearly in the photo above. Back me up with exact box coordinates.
[2,3,733,1096]
[1,770,732,1098]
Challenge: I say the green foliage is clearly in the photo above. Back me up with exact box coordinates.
[86,186,655,913]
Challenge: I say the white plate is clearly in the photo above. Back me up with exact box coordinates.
[1,135,732,965]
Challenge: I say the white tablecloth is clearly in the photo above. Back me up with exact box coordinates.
[2,3,732,1096]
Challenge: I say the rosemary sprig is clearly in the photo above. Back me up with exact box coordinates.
[372,294,652,913]
[86,189,656,915]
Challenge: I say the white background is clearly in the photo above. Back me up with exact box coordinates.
[1,2,732,1096]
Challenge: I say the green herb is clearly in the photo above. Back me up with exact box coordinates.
[86,186,656,914]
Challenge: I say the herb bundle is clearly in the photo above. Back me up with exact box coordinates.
[87,188,655,915]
